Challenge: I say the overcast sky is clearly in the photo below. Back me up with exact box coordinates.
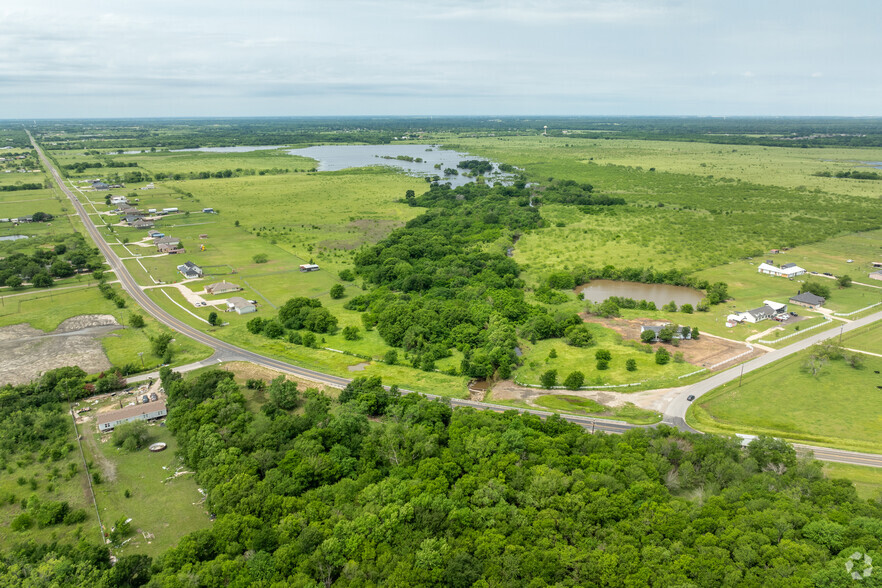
[1,0,879,118]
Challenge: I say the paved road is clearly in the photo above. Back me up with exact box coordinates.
[665,311,882,426]
[30,132,882,461]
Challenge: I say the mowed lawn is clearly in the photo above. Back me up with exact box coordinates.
[689,350,882,453]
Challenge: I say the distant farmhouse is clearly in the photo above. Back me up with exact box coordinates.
[299,263,320,272]
[110,195,127,205]
[177,261,203,279]
[97,401,167,432]
[205,281,241,295]
[757,262,806,278]
[790,291,826,308]
[226,296,256,315]
[869,270,882,282]
[91,180,109,191]
[727,300,788,325]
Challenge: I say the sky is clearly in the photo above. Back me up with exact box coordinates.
[1,0,880,118]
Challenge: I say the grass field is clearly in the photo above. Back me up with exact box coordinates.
[842,320,882,355]
[514,322,699,388]
[823,462,882,501]
[689,349,882,453]
[81,425,211,557]
[533,394,662,424]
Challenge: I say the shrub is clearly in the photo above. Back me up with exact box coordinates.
[640,329,657,343]
[661,301,678,313]
[342,325,360,340]
[330,284,345,299]
[540,370,557,388]
[129,314,145,328]
[596,359,609,370]
[625,358,637,371]
[112,421,151,452]
[207,311,219,326]
[564,324,594,347]
[338,269,355,281]
[681,304,694,314]
[595,349,611,361]
[253,253,269,264]
[384,349,398,365]
[655,347,671,365]
[564,371,585,390]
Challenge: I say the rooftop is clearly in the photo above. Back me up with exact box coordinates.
[97,401,167,426]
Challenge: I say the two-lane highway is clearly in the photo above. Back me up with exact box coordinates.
[30,131,882,462]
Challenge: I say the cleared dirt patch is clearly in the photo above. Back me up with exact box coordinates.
[0,314,122,386]
[581,313,763,370]
[219,361,335,393]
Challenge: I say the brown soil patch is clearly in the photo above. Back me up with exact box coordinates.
[219,361,334,393]
[348,362,370,372]
[0,315,121,386]
[580,313,763,370]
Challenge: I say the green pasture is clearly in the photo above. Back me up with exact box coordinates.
[445,136,882,275]
[533,394,662,425]
[842,320,882,354]
[823,463,882,501]
[514,323,698,388]
[689,350,882,453]
[81,425,211,557]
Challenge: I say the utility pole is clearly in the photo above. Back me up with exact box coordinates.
[739,364,745,387]
[839,326,844,344]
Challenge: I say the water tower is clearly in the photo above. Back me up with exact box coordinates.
[542,125,548,136]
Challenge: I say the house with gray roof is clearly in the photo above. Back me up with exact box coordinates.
[177,261,203,279]
[790,291,826,308]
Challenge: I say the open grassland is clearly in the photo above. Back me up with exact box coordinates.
[446,136,882,277]
[514,323,699,388]
[842,320,882,355]
[82,425,211,557]
[689,350,882,453]
[0,284,211,372]
[823,463,882,501]
[533,394,662,424]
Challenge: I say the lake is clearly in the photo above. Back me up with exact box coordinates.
[578,280,704,307]
[286,144,515,187]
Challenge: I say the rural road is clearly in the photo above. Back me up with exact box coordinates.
[30,132,882,466]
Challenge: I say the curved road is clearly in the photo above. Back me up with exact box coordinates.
[31,132,882,465]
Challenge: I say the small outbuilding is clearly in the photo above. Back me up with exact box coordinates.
[226,296,256,314]
[299,263,320,272]
[869,270,882,282]
[790,291,826,308]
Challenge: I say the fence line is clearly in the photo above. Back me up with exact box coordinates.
[834,301,882,317]
[757,319,832,344]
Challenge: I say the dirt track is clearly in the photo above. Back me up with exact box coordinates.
[0,315,122,386]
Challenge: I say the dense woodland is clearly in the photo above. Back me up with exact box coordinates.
[0,234,104,290]
[3,369,882,586]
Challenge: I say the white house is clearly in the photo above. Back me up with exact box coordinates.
[299,264,320,272]
[757,262,806,278]
[110,195,127,205]
[205,281,241,295]
[97,402,167,432]
[177,261,203,279]
[226,296,256,314]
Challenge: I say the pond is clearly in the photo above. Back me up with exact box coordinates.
[578,280,704,307]
[0,234,29,241]
[286,144,515,187]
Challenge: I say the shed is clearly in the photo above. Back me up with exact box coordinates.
[226,296,256,314]
[869,270,882,282]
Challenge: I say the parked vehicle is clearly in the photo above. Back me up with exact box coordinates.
[687,395,696,402]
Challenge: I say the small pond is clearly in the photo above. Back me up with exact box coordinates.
[0,235,29,242]
[578,280,704,307]
[286,144,515,187]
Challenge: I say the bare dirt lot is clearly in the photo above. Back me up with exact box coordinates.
[220,361,336,393]
[581,314,765,369]
[0,314,121,386]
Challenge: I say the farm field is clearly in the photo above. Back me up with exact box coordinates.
[841,320,882,355]
[688,349,882,453]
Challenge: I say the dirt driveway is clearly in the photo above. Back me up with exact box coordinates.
[0,315,122,386]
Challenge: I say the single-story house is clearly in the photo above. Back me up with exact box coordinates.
[177,261,203,279]
[764,300,788,313]
[110,195,127,205]
[640,324,692,342]
[148,230,164,238]
[92,181,109,191]
[757,262,806,278]
[141,183,155,190]
[226,296,256,314]
[154,236,180,248]
[97,401,167,432]
[158,244,185,254]
[299,263,320,272]
[206,281,241,295]
[132,219,154,229]
[790,291,826,308]
[869,270,882,282]
[745,305,776,323]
